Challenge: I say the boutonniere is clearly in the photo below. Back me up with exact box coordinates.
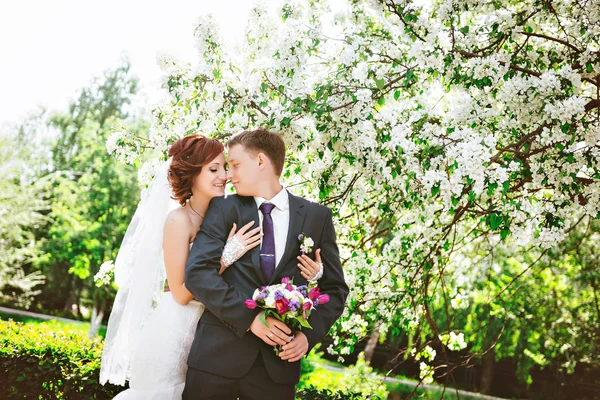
[298,233,314,255]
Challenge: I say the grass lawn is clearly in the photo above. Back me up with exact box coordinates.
[0,310,106,338]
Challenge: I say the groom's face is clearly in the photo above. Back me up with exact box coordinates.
[226,144,260,196]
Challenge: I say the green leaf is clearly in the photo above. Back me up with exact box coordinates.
[459,26,469,35]
[586,63,593,73]
[297,316,313,329]
[260,312,269,328]
[394,90,401,100]
[431,185,440,197]
[489,213,502,230]
[375,78,385,90]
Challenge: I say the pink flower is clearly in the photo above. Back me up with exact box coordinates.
[244,299,257,309]
[281,277,291,284]
[317,294,330,305]
[286,283,294,291]
[275,298,290,314]
[302,301,312,319]
[308,287,321,301]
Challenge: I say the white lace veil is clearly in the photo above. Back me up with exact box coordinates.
[100,159,179,386]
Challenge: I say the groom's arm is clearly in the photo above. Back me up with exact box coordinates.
[184,197,258,338]
[303,207,349,352]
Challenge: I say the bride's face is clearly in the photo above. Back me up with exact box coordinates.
[191,152,227,199]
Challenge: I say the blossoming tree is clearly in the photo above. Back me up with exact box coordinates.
[108,0,600,387]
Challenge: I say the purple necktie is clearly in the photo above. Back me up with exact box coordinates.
[259,202,276,282]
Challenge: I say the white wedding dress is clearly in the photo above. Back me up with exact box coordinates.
[113,290,205,399]
[100,160,211,399]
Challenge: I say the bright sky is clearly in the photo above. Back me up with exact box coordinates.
[0,0,254,126]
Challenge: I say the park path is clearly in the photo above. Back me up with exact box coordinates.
[0,306,87,325]
[316,363,509,400]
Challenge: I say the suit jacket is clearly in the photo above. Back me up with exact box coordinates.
[184,192,349,385]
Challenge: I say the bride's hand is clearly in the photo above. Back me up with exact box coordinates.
[297,248,323,281]
[221,222,263,267]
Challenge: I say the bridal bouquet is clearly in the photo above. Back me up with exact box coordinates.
[244,277,329,333]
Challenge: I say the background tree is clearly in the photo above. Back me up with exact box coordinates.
[0,131,47,308]
[35,62,143,336]
[0,62,144,340]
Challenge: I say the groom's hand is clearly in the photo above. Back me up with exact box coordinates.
[250,311,292,346]
[279,332,309,362]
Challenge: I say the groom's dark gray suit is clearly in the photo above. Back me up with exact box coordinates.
[183,191,348,398]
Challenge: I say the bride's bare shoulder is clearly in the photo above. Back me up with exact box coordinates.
[164,207,194,232]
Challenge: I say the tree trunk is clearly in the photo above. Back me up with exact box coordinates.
[364,323,381,364]
[62,274,76,314]
[480,346,495,394]
[88,296,106,339]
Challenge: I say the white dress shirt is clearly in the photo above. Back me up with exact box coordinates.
[254,187,289,269]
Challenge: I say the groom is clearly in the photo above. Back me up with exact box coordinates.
[183,128,348,399]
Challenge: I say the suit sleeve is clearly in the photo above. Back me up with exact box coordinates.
[303,207,349,352]
[184,198,258,337]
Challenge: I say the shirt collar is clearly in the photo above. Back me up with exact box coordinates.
[254,187,289,211]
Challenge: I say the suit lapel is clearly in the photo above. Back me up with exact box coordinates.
[270,192,305,284]
[240,195,265,285]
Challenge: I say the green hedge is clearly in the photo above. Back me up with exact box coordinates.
[0,319,363,399]
[0,319,122,399]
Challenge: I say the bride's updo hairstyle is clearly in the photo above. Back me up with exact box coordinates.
[168,134,224,206]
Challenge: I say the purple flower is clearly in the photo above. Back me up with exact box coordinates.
[274,290,285,300]
[289,301,300,312]
[298,234,303,240]
[296,285,307,294]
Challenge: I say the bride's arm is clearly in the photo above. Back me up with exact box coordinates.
[163,211,196,305]
[164,210,235,305]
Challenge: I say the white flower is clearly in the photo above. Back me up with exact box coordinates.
[440,331,468,351]
[416,345,437,362]
[265,295,276,308]
[94,261,115,287]
[299,233,314,254]
[419,362,435,384]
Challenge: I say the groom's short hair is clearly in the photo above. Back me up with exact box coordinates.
[227,128,286,176]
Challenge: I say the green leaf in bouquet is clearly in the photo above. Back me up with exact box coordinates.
[297,315,313,329]
[260,311,270,328]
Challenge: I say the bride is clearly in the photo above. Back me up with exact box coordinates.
[99,134,322,399]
